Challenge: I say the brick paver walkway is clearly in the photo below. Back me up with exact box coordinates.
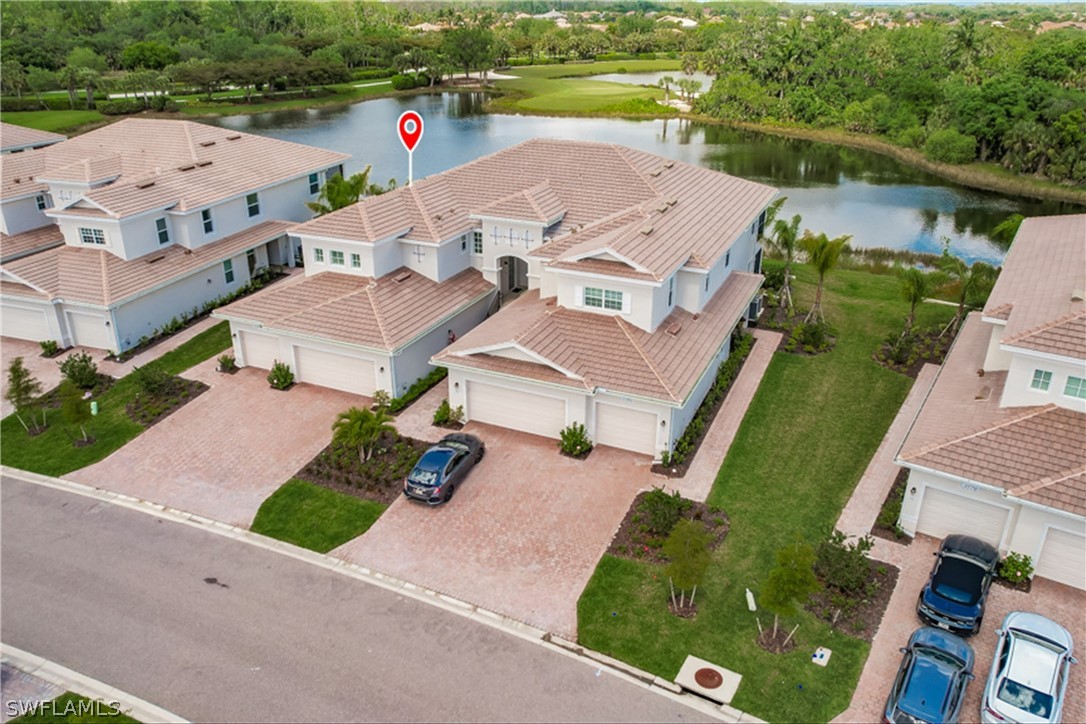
[667,328,782,502]
[69,359,364,527]
[333,422,656,639]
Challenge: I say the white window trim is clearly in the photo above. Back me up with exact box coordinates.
[330,250,345,266]
[350,253,361,269]
[155,217,170,245]
[201,209,214,234]
[1064,375,1086,400]
[1030,368,1052,391]
[246,192,261,218]
[313,248,325,263]
[79,227,106,246]
[223,259,235,283]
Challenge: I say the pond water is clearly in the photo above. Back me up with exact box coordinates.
[209,92,1079,264]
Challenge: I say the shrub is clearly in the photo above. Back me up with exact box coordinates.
[923,129,977,165]
[882,331,915,366]
[999,551,1034,585]
[39,340,60,357]
[372,389,391,411]
[267,360,294,390]
[794,320,834,351]
[876,491,903,532]
[97,98,146,115]
[58,352,98,390]
[390,74,420,91]
[639,487,689,536]
[558,421,592,457]
[814,529,874,594]
[897,126,926,149]
[433,398,453,426]
[389,367,447,413]
[131,364,179,400]
[217,354,237,372]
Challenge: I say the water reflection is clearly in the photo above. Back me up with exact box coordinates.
[208,93,1079,264]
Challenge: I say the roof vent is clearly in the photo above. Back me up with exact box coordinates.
[692,314,700,321]
[649,168,662,177]
[657,202,668,213]
[640,225,653,235]
[1072,288,1084,302]
[545,298,556,306]
[195,161,212,167]
[199,140,216,147]
[225,134,242,140]
[136,180,155,189]
[664,160,675,169]
[146,255,166,264]
[394,272,412,283]
[666,197,678,206]
[12,178,19,184]
[974,386,991,401]
[178,164,196,171]
[666,323,682,336]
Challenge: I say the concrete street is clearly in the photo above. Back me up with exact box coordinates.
[1,476,712,723]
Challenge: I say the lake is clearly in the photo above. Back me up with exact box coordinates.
[209,92,1078,264]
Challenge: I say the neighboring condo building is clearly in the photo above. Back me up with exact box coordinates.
[0,118,348,352]
[216,139,776,459]
[896,214,1086,590]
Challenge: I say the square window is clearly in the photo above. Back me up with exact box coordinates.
[1031,369,1053,391]
[223,259,235,284]
[313,248,325,263]
[309,172,320,195]
[79,227,105,245]
[351,253,361,268]
[35,195,47,210]
[584,287,604,308]
[246,193,260,217]
[155,217,169,245]
[202,209,214,234]
[603,290,623,311]
[330,250,345,266]
[1064,375,1086,400]
[472,230,483,254]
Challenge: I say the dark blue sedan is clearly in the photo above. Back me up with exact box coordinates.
[403,433,484,505]
[917,534,1000,636]
[884,627,976,724]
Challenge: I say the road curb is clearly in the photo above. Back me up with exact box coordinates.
[3,466,752,723]
[1,643,187,723]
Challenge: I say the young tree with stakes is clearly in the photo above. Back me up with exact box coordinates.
[938,246,997,336]
[759,540,820,648]
[59,380,92,444]
[898,267,939,338]
[770,212,802,314]
[4,357,44,434]
[663,519,712,612]
[801,231,851,323]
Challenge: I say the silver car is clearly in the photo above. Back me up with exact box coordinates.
[981,611,1077,724]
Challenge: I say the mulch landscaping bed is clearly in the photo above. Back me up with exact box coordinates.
[607,490,729,564]
[294,432,430,505]
[994,576,1032,594]
[761,305,837,356]
[126,378,209,427]
[874,327,952,379]
[806,561,900,643]
[38,374,115,408]
[871,467,913,546]
[757,627,799,654]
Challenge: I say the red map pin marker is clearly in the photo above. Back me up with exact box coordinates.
[398,111,423,153]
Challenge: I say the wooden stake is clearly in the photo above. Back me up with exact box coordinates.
[783,623,800,647]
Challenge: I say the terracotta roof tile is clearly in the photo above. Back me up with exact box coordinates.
[1002,311,1086,360]
[214,268,494,352]
[0,122,65,153]
[0,225,64,263]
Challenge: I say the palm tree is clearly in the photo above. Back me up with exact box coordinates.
[657,75,675,103]
[306,165,397,216]
[801,231,850,323]
[770,213,802,314]
[938,251,997,335]
[991,213,1024,248]
[898,267,937,337]
[332,406,397,463]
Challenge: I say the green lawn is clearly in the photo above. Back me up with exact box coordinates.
[0,322,231,477]
[1,110,104,133]
[8,692,138,723]
[251,479,387,553]
[578,263,955,723]
[492,60,679,114]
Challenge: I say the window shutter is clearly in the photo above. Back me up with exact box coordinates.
[622,292,631,314]
[575,286,584,307]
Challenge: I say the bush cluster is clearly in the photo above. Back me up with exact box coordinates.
[923,129,977,165]
[432,398,464,427]
[39,340,60,357]
[639,487,690,536]
[558,421,592,457]
[58,352,98,390]
[389,367,447,413]
[814,529,874,594]
[390,73,430,90]
[131,364,179,400]
[998,551,1034,585]
[267,360,295,390]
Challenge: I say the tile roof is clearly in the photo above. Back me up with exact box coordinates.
[899,313,1086,516]
[0,122,65,153]
[1001,311,1086,360]
[0,225,64,263]
[0,280,48,300]
[1,220,293,307]
[1,150,49,199]
[984,214,1086,358]
[1,119,349,216]
[292,139,777,279]
[435,271,763,403]
[213,268,494,352]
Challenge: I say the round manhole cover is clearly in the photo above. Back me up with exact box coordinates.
[694,667,723,689]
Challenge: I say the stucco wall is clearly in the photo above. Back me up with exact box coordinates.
[898,467,1015,548]
[554,273,655,331]
[56,216,123,255]
[669,333,733,451]
[1006,505,1086,563]
[1,196,50,236]
[1001,351,1086,413]
[982,322,1012,371]
[400,240,440,281]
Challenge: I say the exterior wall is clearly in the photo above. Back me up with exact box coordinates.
[115,213,173,260]
[373,238,403,278]
[58,303,114,349]
[49,181,95,207]
[898,468,1015,549]
[1001,350,1086,413]
[554,273,655,331]
[669,334,732,451]
[1006,505,1086,563]
[390,291,495,396]
[56,216,125,256]
[676,269,705,311]
[303,238,373,277]
[982,322,1012,371]
[434,234,474,283]
[446,366,591,431]
[400,240,441,281]
[1,196,51,236]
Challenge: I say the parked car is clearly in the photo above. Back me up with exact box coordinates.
[980,612,1077,724]
[403,433,485,505]
[884,626,975,724]
[917,534,1000,636]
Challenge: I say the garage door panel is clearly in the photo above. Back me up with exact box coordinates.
[240,332,279,370]
[916,487,1009,547]
[467,382,565,439]
[595,403,657,455]
[2,305,50,341]
[294,346,375,396]
[67,311,112,349]
[1036,528,1086,590]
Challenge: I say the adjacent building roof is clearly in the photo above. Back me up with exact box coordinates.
[898,313,1086,517]
[1,220,293,307]
[0,225,64,263]
[435,271,763,404]
[0,122,66,154]
[984,214,1086,360]
[1,119,349,218]
[213,267,494,352]
[292,139,776,280]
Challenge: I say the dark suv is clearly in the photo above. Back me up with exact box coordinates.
[917,534,1000,636]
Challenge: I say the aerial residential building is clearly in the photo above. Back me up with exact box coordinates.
[215,139,776,458]
[896,214,1086,590]
[0,118,348,352]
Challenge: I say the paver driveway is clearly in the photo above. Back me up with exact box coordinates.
[69,359,364,527]
[834,534,1086,723]
[333,423,659,640]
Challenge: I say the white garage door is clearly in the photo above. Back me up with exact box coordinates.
[66,310,112,349]
[595,402,657,455]
[1035,527,1086,590]
[240,331,279,369]
[467,381,565,439]
[916,487,1009,547]
[294,346,376,396]
[2,304,50,341]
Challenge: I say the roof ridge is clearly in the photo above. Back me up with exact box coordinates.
[612,145,662,197]
[182,122,199,163]
[1002,308,1086,345]
[364,281,393,349]
[1009,464,1086,497]
[410,184,440,241]
[614,315,677,402]
[901,403,1059,461]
